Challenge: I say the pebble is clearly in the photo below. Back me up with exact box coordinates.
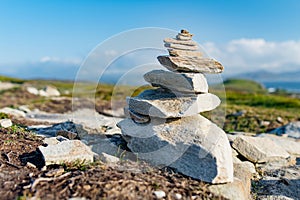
[174,193,182,199]
[154,190,166,199]
[0,119,12,128]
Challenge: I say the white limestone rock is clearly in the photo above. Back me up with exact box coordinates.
[39,86,60,97]
[39,140,94,165]
[164,38,198,46]
[154,190,166,199]
[164,43,199,51]
[0,107,26,118]
[176,32,193,41]
[144,70,208,93]
[117,115,233,184]
[208,178,250,200]
[26,86,39,95]
[0,119,12,128]
[128,89,220,118]
[168,49,203,58]
[232,135,290,163]
[257,133,300,156]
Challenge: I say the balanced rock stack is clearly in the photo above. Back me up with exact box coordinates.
[117,30,233,184]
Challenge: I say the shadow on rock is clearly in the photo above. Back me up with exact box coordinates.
[19,148,45,169]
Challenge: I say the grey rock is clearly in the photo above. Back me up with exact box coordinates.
[43,137,63,146]
[257,134,300,156]
[56,130,78,140]
[0,107,26,117]
[124,107,150,124]
[128,89,220,118]
[168,49,203,58]
[98,152,119,164]
[164,43,199,51]
[255,156,297,172]
[82,134,134,161]
[39,140,94,165]
[29,121,87,138]
[269,121,300,139]
[26,109,122,135]
[117,115,233,184]
[0,119,12,128]
[71,109,122,135]
[157,56,224,73]
[144,70,208,93]
[164,37,198,46]
[258,196,294,200]
[208,178,250,200]
[253,165,300,200]
[232,136,290,163]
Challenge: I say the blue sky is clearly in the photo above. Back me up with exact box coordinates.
[1,0,300,80]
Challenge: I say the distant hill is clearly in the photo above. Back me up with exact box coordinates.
[230,70,300,82]
[223,79,267,93]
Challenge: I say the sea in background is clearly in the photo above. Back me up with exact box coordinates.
[262,81,300,93]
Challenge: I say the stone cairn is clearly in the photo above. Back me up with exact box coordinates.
[117,30,233,184]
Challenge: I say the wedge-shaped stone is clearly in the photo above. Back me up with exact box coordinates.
[164,38,198,46]
[39,140,94,165]
[168,49,203,58]
[144,70,208,93]
[164,43,198,51]
[232,136,290,163]
[157,56,224,73]
[117,115,233,184]
[128,89,220,118]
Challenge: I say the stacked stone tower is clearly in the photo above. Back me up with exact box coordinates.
[117,30,233,184]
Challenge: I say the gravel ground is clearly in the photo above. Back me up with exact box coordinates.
[0,126,225,200]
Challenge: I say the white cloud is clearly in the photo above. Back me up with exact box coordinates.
[203,38,300,75]
[39,56,82,65]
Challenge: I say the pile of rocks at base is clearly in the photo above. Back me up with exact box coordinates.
[118,30,233,184]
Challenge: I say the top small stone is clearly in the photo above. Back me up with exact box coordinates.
[181,29,193,37]
[176,29,193,40]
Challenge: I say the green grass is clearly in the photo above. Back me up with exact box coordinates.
[0,112,9,119]
[222,79,267,93]
[225,90,300,109]
[214,79,300,133]
[0,75,26,84]
[2,74,299,134]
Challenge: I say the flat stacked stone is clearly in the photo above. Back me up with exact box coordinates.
[117,30,233,184]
